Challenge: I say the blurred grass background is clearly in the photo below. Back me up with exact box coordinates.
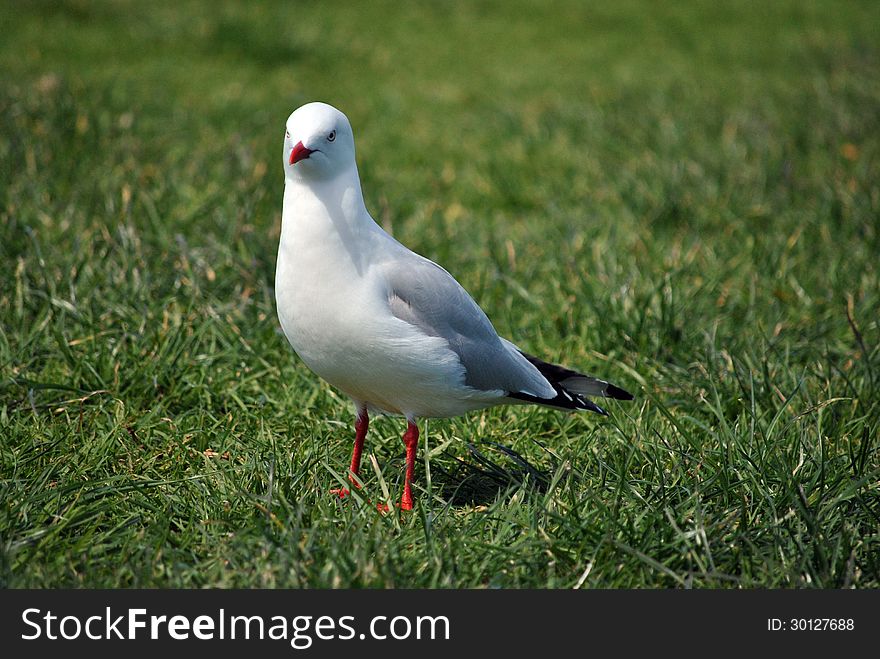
[1,0,878,587]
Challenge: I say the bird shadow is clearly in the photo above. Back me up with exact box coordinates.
[431,442,551,507]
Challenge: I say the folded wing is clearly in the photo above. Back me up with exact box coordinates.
[382,254,555,400]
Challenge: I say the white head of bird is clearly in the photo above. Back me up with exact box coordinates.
[283,102,357,182]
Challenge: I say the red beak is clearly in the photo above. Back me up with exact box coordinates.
[289,141,313,165]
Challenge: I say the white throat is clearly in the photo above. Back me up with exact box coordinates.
[278,161,380,286]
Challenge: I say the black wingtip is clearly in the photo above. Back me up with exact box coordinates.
[518,349,634,402]
[508,388,609,415]
[606,383,634,401]
[591,401,609,416]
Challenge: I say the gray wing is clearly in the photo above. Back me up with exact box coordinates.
[380,253,555,399]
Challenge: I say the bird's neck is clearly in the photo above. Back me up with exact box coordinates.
[282,165,370,235]
[280,165,378,274]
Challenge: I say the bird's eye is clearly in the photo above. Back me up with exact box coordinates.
[327,130,336,142]
[285,130,290,139]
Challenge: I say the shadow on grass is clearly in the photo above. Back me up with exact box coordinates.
[433,442,551,506]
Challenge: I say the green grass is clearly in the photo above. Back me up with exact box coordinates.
[1,0,879,588]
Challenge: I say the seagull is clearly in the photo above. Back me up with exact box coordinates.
[275,102,633,510]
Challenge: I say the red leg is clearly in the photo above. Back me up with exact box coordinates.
[349,410,369,481]
[399,420,419,511]
[332,407,368,498]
